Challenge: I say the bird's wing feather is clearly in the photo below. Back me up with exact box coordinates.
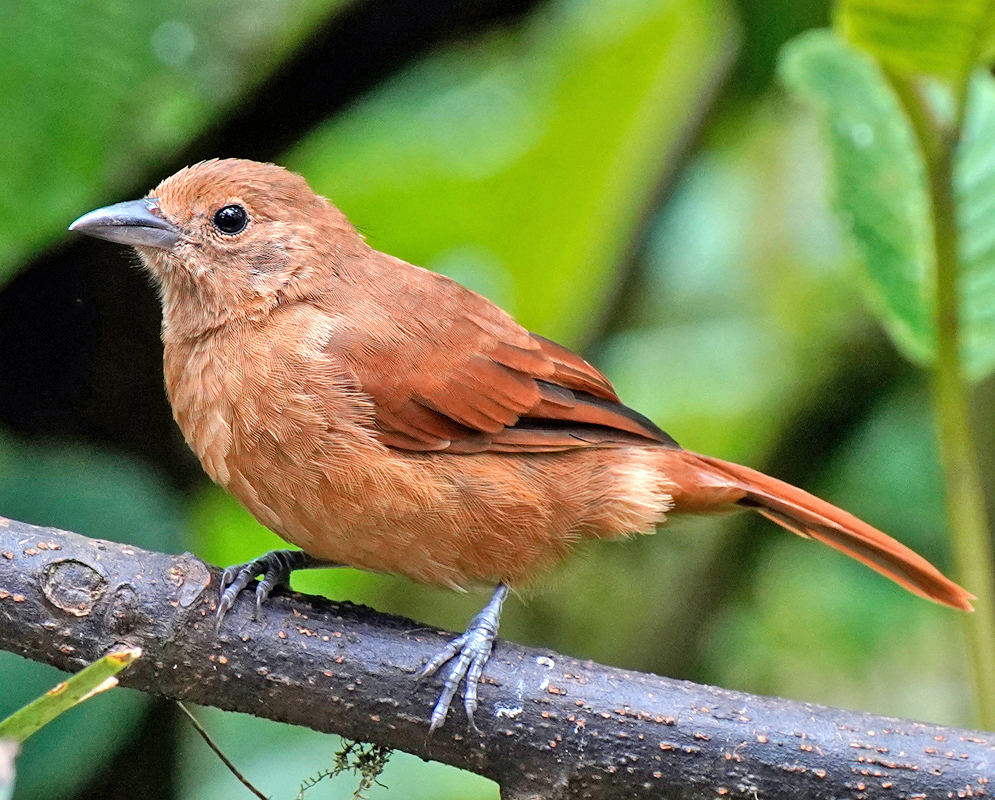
[320,254,677,454]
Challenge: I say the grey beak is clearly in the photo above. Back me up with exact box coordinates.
[69,198,180,250]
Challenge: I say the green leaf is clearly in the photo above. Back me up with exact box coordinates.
[0,648,141,743]
[954,72,995,378]
[837,0,995,82]
[781,31,995,379]
[287,0,738,343]
[781,30,935,364]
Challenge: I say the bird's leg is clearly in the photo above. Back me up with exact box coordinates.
[421,583,509,733]
[216,550,339,625]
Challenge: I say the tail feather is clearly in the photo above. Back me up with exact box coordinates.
[684,452,975,612]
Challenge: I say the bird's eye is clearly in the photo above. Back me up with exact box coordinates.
[212,204,249,235]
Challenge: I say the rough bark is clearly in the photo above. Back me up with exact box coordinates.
[0,515,992,799]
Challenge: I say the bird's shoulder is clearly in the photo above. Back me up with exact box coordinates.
[298,249,676,453]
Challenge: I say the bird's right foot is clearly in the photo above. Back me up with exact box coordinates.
[421,583,509,732]
[216,549,334,626]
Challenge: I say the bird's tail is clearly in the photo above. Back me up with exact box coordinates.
[663,450,974,611]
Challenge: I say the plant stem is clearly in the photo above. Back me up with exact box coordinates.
[176,702,269,800]
[931,148,995,731]
[893,73,995,730]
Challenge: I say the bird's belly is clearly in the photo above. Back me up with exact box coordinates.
[223,443,672,589]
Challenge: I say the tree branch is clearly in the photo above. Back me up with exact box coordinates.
[0,516,991,799]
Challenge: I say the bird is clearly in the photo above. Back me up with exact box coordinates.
[70,158,974,731]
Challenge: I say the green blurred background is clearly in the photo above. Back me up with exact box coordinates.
[0,0,981,797]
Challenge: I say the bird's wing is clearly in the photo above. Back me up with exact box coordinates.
[320,257,677,454]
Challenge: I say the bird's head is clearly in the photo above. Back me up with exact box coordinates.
[70,159,360,337]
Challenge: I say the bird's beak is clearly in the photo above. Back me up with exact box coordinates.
[69,198,180,250]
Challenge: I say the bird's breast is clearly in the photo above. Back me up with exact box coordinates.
[162,306,437,547]
[165,307,352,474]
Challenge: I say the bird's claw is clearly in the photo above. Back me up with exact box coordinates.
[215,549,322,629]
[421,584,508,732]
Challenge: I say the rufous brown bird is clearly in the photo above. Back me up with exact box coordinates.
[70,158,974,731]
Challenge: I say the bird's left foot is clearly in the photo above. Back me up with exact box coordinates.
[421,583,509,732]
[216,550,336,626]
